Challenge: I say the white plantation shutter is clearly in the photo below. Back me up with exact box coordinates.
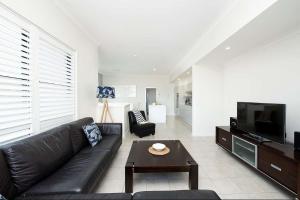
[0,5,77,142]
[38,38,75,131]
[0,15,32,142]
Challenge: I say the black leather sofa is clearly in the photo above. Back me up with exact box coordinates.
[15,190,221,200]
[0,117,221,200]
[0,118,123,200]
[128,111,155,138]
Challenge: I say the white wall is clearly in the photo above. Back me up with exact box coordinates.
[192,64,224,136]
[0,0,100,119]
[223,29,300,143]
[103,74,175,115]
[171,0,277,81]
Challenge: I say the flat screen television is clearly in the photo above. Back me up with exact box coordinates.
[237,102,286,144]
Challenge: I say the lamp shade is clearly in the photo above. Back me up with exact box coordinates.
[97,86,115,99]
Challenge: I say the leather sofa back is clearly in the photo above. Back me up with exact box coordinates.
[66,117,93,154]
[0,151,17,199]
[1,125,74,194]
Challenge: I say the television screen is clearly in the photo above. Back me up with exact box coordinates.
[237,102,286,143]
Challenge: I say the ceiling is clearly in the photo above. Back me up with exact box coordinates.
[199,0,300,67]
[58,0,234,75]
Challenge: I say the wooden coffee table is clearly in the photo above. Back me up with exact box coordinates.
[125,140,198,193]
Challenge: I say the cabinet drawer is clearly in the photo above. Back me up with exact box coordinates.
[217,129,232,151]
[258,146,297,192]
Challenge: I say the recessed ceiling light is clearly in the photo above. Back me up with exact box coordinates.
[153,68,157,72]
[133,54,137,57]
[225,46,231,50]
[177,78,181,81]
[186,71,190,75]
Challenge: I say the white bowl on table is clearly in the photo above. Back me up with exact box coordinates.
[152,143,166,151]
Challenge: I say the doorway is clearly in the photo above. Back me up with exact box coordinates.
[145,88,156,115]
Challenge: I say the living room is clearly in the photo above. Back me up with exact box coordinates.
[0,0,300,200]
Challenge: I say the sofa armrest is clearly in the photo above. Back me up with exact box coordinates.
[96,123,122,136]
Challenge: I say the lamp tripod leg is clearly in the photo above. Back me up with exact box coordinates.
[103,101,108,123]
[107,105,113,123]
[100,102,105,123]
[100,99,113,123]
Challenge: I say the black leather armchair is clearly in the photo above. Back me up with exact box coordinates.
[128,111,155,138]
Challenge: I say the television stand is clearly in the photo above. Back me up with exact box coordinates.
[216,126,300,199]
[243,133,271,144]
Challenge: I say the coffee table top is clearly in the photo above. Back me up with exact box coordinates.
[126,140,197,169]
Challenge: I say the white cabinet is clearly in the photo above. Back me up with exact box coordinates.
[149,105,166,123]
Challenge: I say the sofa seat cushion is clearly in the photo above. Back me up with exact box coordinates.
[133,190,221,200]
[1,126,73,194]
[24,148,111,195]
[93,135,121,154]
[16,193,132,200]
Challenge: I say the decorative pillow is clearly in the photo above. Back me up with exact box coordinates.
[82,123,102,147]
[0,194,7,200]
[133,110,147,124]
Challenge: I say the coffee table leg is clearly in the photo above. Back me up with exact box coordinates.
[189,162,198,190]
[125,163,133,193]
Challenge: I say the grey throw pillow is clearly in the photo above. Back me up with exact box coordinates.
[0,194,7,200]
[82,122,102,147]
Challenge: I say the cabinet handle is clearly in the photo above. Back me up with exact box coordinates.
[222,137,227,142]
[270,163,282,172]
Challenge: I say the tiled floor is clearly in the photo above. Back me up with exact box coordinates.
[96,117,294,199]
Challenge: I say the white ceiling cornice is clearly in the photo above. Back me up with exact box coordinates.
[53,0,100,45]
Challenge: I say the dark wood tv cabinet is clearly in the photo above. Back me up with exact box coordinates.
[216,126,300,198]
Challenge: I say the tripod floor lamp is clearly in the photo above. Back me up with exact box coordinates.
[97,86,115,123]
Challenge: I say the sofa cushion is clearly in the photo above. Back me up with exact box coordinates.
[97,123,122,136]
[1,125,73,194]
[0,151,17,200]
[133,190,221,200]
[67,118,94,154]
[24,148,111,195]
[93,135,121,154]
[16,193,132,200]
[82,122,102,147]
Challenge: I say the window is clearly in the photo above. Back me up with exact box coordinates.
[0,6,76,143]
[38,37,75,132]
[0,13,32,142]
